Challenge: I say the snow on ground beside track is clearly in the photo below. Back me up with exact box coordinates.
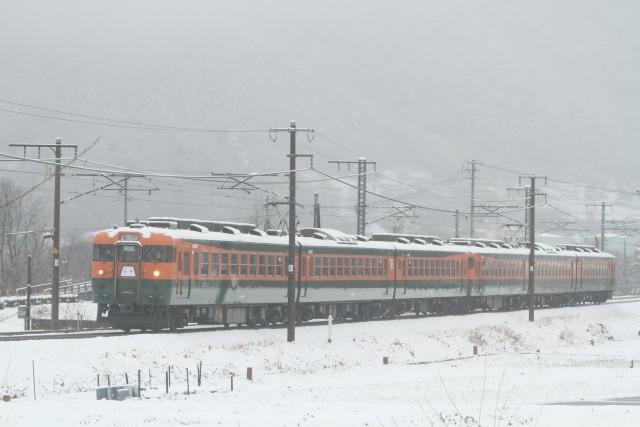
[0,302,97,332]
[1,301,640,426]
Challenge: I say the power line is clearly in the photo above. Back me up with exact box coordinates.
[0,99,266,134]
[0,137,101,209]
[311,167,538,216]
[479,161,640,197]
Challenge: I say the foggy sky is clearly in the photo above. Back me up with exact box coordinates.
[1,0,638,240]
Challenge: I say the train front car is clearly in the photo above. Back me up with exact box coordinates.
[92,226,176,331]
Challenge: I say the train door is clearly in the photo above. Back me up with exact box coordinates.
[391,248,398,300]
[398,254,406,295]
[177,249,190,297]
[570,256,578,291]
[114,241,142,303]
[466,253,479,297]
[189,246,197,298]
[610,260,615,288]
[296,244,305,301]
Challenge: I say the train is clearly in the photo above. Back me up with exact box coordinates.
[92,217,615,331]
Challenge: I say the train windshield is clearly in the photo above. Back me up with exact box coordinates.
[93,244,114,261]
[117,244,140,262]
[142,245,174,263]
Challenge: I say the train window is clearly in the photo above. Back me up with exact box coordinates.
[259,255,266,275]
[94,244,115,261]
[142,246,174,263]
[319,256,326,276]
[201,253,209,275]
[117,245,140,262]
[351,258,358,276]
[267,255,275,276]
[337,257,343,275]
[231,253,238,276]
[276,256,284,276]
[221,253,228,275]
[249,254,256,275]
[363,258,369,276]
[377,258,383,276]
[211,253,219,276]
[313,256,320,276]
[330,257,336,276]
[183,252,190,274]
[241,254,248,275]
[356,258,362,276]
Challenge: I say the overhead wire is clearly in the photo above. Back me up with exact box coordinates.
[0,98,266,133]
[0,137,101,209]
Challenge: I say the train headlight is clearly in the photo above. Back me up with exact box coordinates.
[98,269,104,276]
[153,270,160,278]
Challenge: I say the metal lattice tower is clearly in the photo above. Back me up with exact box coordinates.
[329,157,376,236]
[357,158,367,236]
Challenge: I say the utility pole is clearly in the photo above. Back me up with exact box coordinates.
[524,186,530,241]
[10,138,78,322]
[264,196,272,230]
[464,160,478,237]
[328,158,376,236]
[527,179,535,322]
[25,254,32,331]
[313,192,321,228]
[586,202,612,251]
[454,209,460,238]
[269,121,314,343]
[518,175,547,322]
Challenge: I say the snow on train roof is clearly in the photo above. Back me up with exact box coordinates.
[97,223,614,258]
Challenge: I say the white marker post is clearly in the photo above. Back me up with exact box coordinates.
[328,314,333,343]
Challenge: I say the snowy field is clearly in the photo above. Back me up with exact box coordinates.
[0,301,97,332]
[2,300,640,426]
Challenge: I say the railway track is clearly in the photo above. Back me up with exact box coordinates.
[0,322,326,342]
[3,296,639,342]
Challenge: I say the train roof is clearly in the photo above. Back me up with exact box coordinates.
[95,219,615,259]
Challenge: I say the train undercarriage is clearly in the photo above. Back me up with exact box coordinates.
[98,290,612,332]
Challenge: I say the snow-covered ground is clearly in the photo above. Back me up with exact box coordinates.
[2,300,640,426]
[0,301,97,332]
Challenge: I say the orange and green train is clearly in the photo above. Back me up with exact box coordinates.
[92,217,615,331]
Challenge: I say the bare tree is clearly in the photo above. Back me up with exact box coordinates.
[0,178,47,295]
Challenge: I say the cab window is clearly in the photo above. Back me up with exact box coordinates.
[93,244,114,261]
